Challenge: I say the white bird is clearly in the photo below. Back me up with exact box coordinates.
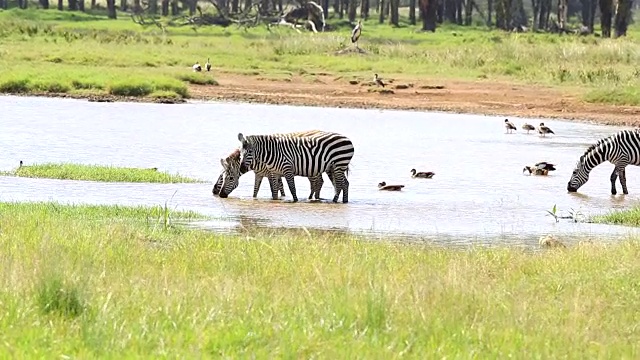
[374,73,386,87]
[504,119,517,134]
[192,62,202,72]
[351,20,362,48]
[205,58,211,72]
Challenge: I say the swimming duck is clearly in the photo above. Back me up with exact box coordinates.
[535,162,556,172]
[410,169,435,179]
[205,58,211,72]
[538,122,554,137]
[504,119,517,134]
[192,62,202,72]
[378,181,404,191]
[523,166,549,176]
[522,123,535,134]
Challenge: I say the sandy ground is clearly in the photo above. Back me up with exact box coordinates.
[187,73,640,126]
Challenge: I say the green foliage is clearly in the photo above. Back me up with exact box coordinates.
[583,86,640,106]
[593,206,640,226]
[4,162,203,183]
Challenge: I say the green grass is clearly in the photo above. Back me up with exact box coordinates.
[592,206,640,226]
[1,9,640,104]
[2,201,640,357]
[2,162,203,183]
[583,86,640,106]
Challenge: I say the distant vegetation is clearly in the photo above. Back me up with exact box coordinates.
[0,7,639,104]
[3,162,203,183]
[2,200,640,357]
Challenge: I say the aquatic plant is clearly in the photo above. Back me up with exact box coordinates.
[546,204,559,223]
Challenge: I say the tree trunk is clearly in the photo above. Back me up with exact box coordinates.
[149,0,157,13]
[436,0,444,23]
[348,0,358,22]
[334,0,340,16]
[613,0,632,37]
[379,0,385,22]
[68,0,78,10]
[464,0,473,25]
[588,0,596,31]
[78,0,84,11]
[361,0,369,19]
[40,0,50,9]
[599,0,612,37]
[389,0,399,25]
[188,0,196,15]
[531,0,539,30]
[557,0,567,30]
[231,0,238,12]
[537,0,550,29]
[91,0,96,9]
[120,0,127,11]
[486,0,492,25]
[419,0,437,31]
[58,0,64,10]
[107,0,117,18]
[171,0,179,15]
[409,0,416,24]
[162,0,169,15]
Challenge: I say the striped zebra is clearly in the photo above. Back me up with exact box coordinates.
[213,148,330,200]
[214,130,333,199]
[221,131,354,203]
[568,129,640,195]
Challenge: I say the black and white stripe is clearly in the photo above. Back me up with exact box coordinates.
[568,129,640,195]
[226,131,354,203]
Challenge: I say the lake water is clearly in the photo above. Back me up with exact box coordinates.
[1,95,639,247]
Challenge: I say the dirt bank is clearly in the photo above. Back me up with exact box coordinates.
[189,73,640,127]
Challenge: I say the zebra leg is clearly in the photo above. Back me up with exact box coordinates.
[308,174,324,200]
[283,172,299,202]
[331,170,345,203]
[267,174,281,200]
[253,174,263,198]
[277,177,286,198]
[619,167,629,195]
[610,168,618,195]
[342,173,350,203]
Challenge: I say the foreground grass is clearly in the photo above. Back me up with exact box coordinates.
[2,162,203,183]
[0,9,639,104]
[2,201,640,357]
[593,206,640,226]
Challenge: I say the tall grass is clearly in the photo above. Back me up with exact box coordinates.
[4,162,203,183]
[1,201,640,357]
[592,206,640,226]
[1,8,640,103]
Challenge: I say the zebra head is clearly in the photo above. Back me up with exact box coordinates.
[212,169,224,196]
[567,158,589,192]
[238,133,255,173]
[218,149,244,198]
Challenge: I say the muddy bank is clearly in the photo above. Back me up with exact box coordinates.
[3,73,639,126]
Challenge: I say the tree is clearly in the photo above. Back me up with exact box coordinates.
[107,0,117,18]
[599,0,612,37]
[613,0,632,37]
[389,0,399,26]
[409,0,416,25]
[419,0,437,31]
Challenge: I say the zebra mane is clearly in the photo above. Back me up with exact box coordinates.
[226,149,241,161]
[579,134,614,161]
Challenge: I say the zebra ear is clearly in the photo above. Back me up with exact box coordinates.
[220,158,227,169]
[238,133,245,143]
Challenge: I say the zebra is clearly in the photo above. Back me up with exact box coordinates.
[214,130,334,199]
[213,148,331,200]
[567,129,640,195]
[222,131,354,203]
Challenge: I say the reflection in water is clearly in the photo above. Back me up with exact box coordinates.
[0,95,639,247]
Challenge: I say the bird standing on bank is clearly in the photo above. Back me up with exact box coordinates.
[351,20,362,48]
[374,73,386,87]
[193,62,202,72]
[538,122,555,137]
[205,58,211,72]
[504,119,517,134]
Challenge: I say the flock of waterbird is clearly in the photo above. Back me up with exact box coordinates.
[503,118,559,177]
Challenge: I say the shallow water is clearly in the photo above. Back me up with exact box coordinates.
[1,95,639,247]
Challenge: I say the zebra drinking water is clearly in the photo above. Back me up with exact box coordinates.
[567,129,640,195]
[213,148,330,200]
[221,131,355,203]
[214,130,334,200]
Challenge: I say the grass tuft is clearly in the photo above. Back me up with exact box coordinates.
[5,162,203,183]
[583,86,640,106]
[177,73,220,86]
[592,206,640,226]
[36,276,86,318]
[0,78,31,93]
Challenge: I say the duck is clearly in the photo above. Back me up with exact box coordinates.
[205,58,211,72]
[504,119,517,134]
[378,181,404,191]
[19,160,23,168]
[374,73,386,88]
[522,123,536,134]
[535,162,557,172]
[523,166,549,176]
[192,62,202,72]
[538,122,554,137]
[410,169,435,179]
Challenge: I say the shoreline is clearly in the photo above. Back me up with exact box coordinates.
[4,73,640,126]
